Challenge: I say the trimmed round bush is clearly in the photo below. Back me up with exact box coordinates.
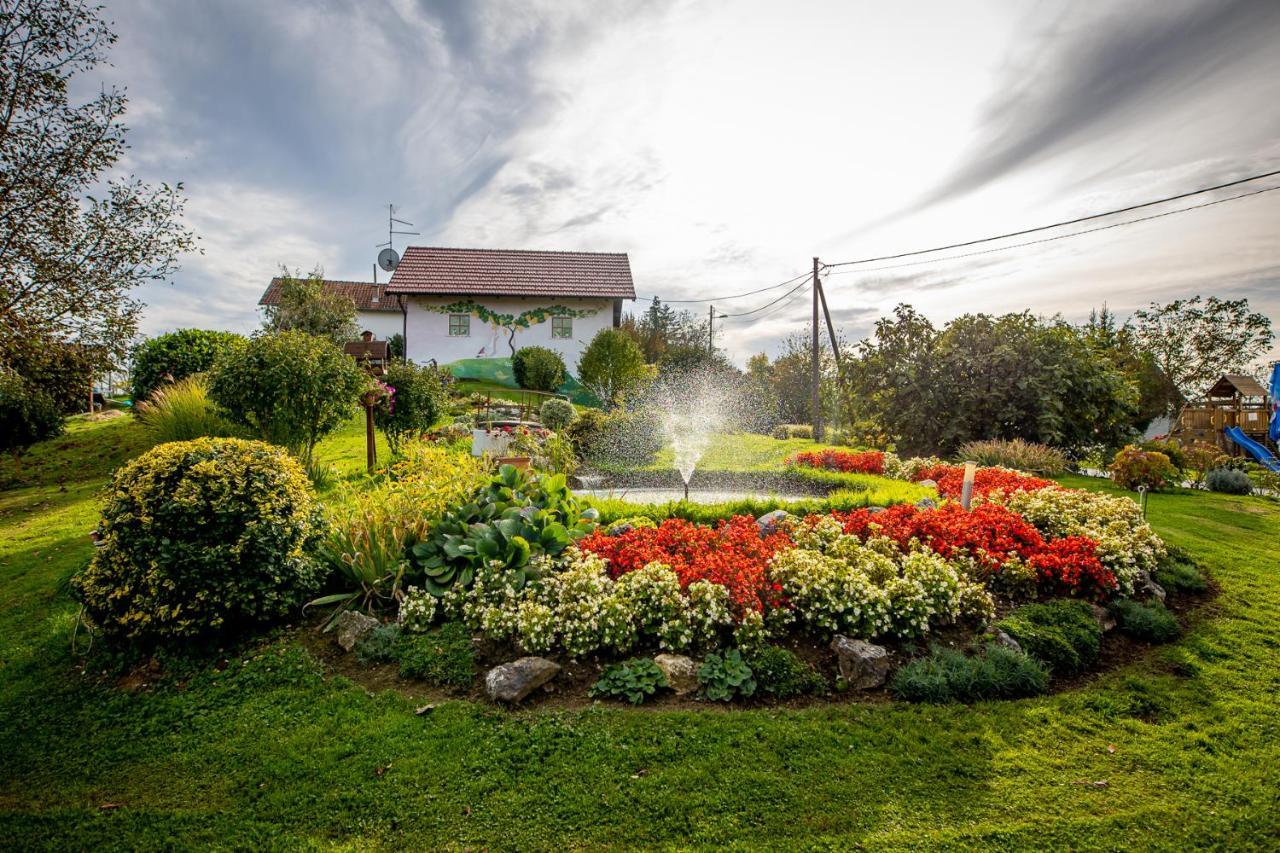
[1109,445,1178,492]
[1204,467,1252,495]
[512,346,567,392]
[540,397,576,431]
[130,329,246,404]
[72,437,324,644]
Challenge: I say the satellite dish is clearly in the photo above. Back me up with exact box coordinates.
[378,247,400,272]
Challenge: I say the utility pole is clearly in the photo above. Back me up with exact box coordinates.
[708,304,715,353]
[811,257,823,441]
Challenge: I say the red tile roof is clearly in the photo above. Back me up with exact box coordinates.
[385,247,635,299]
[258,278,402,313]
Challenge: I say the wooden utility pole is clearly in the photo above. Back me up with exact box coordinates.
[708,304,715,352]
[811,256,823,441]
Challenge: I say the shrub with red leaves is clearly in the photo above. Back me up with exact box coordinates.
[788,449,886,475]
[577,516,791,614]
[1028,536,1117,600]
[912,463,1053,498]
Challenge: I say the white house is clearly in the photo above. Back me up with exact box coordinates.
[258,278,404,341]
[258,248,636,371]
[387,247,635,368]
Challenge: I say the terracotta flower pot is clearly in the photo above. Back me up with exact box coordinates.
[497,455,532,470]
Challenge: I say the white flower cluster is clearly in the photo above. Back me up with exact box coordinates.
[767,535,993,641]
[432,548,736,658]
[998,488,1166,594]
[398,585,437,632]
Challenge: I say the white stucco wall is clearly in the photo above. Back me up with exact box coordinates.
[355,310,404,342]
[401,295,619,373]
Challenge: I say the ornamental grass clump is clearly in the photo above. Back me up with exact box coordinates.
[133,374,239,443]
[1204,467,1252,495]
[72,438,323,644]
[957,438,1068,476]
[890,645,1049,703]
[1109,599,1180,643]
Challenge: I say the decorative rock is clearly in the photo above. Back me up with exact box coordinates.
[484,657,561,703]
[917,479,938,490]
[1134,570,1167,604]
[334,610,380,652]
[653,654,700,695]
[1090,603,1117,633]
[866,506,887,515]
[830,636,892,690]
[986,628,1023,654]
[915,497,937,510]
[756,509,792,537]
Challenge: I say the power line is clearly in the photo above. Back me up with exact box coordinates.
[823,167,1280,269]
[719,278,812,318]
[635,270,810,305]
[823,182,1280,278]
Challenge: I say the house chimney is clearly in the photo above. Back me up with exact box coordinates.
[361,330,374,342]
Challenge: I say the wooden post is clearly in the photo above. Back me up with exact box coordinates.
[811,257,823,442]
[361,390,379,472]
[708,304,715,352]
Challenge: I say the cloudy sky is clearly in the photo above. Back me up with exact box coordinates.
[104,0,1280,364]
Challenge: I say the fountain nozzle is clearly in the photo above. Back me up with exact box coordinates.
[683,479,689,502]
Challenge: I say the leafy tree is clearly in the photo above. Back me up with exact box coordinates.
[3,338,95,414]
[208,331,368,463]
[129,329,246,404]
[261,268,358,345]
[847,306,1138,456]
[1084,306,1178,432]
[577,329,652,408]
[374,360,445,454]
[0,0,196,361]
[772,325,844,428]
[1131,296,1273,412]
[0,369,64,476]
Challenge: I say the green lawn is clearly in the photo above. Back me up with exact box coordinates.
[2,418,1279,848]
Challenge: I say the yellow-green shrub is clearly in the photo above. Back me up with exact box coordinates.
[73,438,323,644]
[319,444,488,605]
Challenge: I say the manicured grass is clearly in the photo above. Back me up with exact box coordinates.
[646,431,845,472]
[2,419,1279,848]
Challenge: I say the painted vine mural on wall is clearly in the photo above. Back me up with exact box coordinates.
[428,300,600,355]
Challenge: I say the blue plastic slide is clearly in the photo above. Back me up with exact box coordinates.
[1224,425,1280,473]
[1269,362,1280,444]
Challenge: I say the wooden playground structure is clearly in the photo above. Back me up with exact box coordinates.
[1170,374,1277,457]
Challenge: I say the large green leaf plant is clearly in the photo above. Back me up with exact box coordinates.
[410,464,597,595]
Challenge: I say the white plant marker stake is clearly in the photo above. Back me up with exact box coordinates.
[961,461,977,510]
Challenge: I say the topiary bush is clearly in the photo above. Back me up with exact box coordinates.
[0,369,64,476]
[1109,599,1180,643]
[749,645,826,698]
[1109,445,1178,492]
[890,645,1049,703]
[130,329,246,405]
[208,330,369,463]
[1204,467,1252,495]
[997,600,1102,676]
[512,346,567,392]
[539,397,576,431]
[373,360,445,453]
[72,437,324,644]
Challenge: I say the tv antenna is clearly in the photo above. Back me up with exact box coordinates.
[376,203,419,272]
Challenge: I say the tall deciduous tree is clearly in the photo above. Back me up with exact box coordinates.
[1131,296,1273,412]
[261,268,359,345]
[0,0,196,367]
